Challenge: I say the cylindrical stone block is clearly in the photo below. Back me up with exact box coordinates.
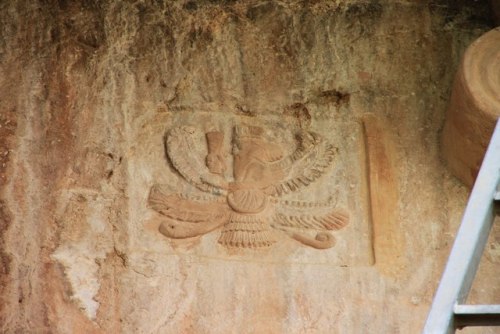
[442,28,500,187]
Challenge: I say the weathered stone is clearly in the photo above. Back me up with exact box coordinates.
[0,1,498,333]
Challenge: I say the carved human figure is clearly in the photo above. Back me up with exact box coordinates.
[227,125,284,214]
[149,123,349,249]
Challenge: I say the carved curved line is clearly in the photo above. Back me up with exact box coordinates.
[291,232,336,249]
[158,218,225,239]
[311,216,327,229]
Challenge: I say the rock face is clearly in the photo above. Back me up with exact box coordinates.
[0,1,498,333]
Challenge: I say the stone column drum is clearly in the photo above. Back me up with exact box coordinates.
[442,28,500,187]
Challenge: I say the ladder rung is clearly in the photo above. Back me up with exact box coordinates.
[423,120,500,333]
[454,305,500,328]
[494,191,500,201]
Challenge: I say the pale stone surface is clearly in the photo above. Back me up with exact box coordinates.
[0,1,498,333]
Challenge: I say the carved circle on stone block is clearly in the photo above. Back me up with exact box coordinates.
[442,28,500,187]
[463,29,500,119]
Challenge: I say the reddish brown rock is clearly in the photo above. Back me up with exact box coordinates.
[1,2,498,333]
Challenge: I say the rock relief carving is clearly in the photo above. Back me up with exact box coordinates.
[148,123,349,249]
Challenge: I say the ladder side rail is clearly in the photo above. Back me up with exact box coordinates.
[423,119,500,334]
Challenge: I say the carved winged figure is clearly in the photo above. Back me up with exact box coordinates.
[148,124,349,249]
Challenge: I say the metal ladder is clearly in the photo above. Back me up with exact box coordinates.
[423,119,500,333]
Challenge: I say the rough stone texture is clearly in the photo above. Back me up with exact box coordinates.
[0,1,498,333]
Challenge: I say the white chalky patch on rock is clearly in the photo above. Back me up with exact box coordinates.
[52,194,112,320]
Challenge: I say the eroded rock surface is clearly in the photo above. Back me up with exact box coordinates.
[0,1,497,333]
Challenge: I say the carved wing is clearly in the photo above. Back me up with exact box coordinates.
[264,131,337,197]
[148,184,229,222]
[271,202,349,231]
[166,126,228,195]
[148,184,230,239]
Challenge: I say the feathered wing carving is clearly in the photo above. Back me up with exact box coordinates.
[149,185,229,239]
[149,124,350,249]
[166,126,228,195]
[149,185,229,223]
[270,202,349,249]
[264,131,337,197]
[271,209,349,231]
